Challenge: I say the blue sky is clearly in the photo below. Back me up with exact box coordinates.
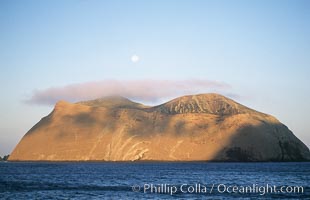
[0,0,310,155]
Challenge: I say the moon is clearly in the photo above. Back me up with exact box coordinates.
[131,55,140,63]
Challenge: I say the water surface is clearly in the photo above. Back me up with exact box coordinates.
[0,162,309,199]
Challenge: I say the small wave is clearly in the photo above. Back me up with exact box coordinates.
[0,181,132,192]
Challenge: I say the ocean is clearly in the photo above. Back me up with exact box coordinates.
[0,162,309,199]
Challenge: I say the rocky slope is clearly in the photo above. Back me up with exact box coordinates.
[9,93,310,161]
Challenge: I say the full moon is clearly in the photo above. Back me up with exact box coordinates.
[131,55,140,63]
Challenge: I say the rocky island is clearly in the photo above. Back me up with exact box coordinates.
[9,93,310,161]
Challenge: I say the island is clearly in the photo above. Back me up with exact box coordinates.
[9,93,310,161]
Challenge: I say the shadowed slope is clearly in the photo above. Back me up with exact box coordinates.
[9,94,310,161]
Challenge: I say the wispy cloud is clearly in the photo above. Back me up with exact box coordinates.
[24,79,235,105]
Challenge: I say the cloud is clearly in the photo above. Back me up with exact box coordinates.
[24,79,234,105]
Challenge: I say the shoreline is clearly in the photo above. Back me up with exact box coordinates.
[5,159,310,163]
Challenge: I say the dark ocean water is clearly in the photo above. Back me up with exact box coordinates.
[0,162,309,199]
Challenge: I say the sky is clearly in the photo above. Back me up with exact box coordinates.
[0,0,310,155]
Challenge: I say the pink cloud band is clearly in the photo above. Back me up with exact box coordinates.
[24,79,233,105]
